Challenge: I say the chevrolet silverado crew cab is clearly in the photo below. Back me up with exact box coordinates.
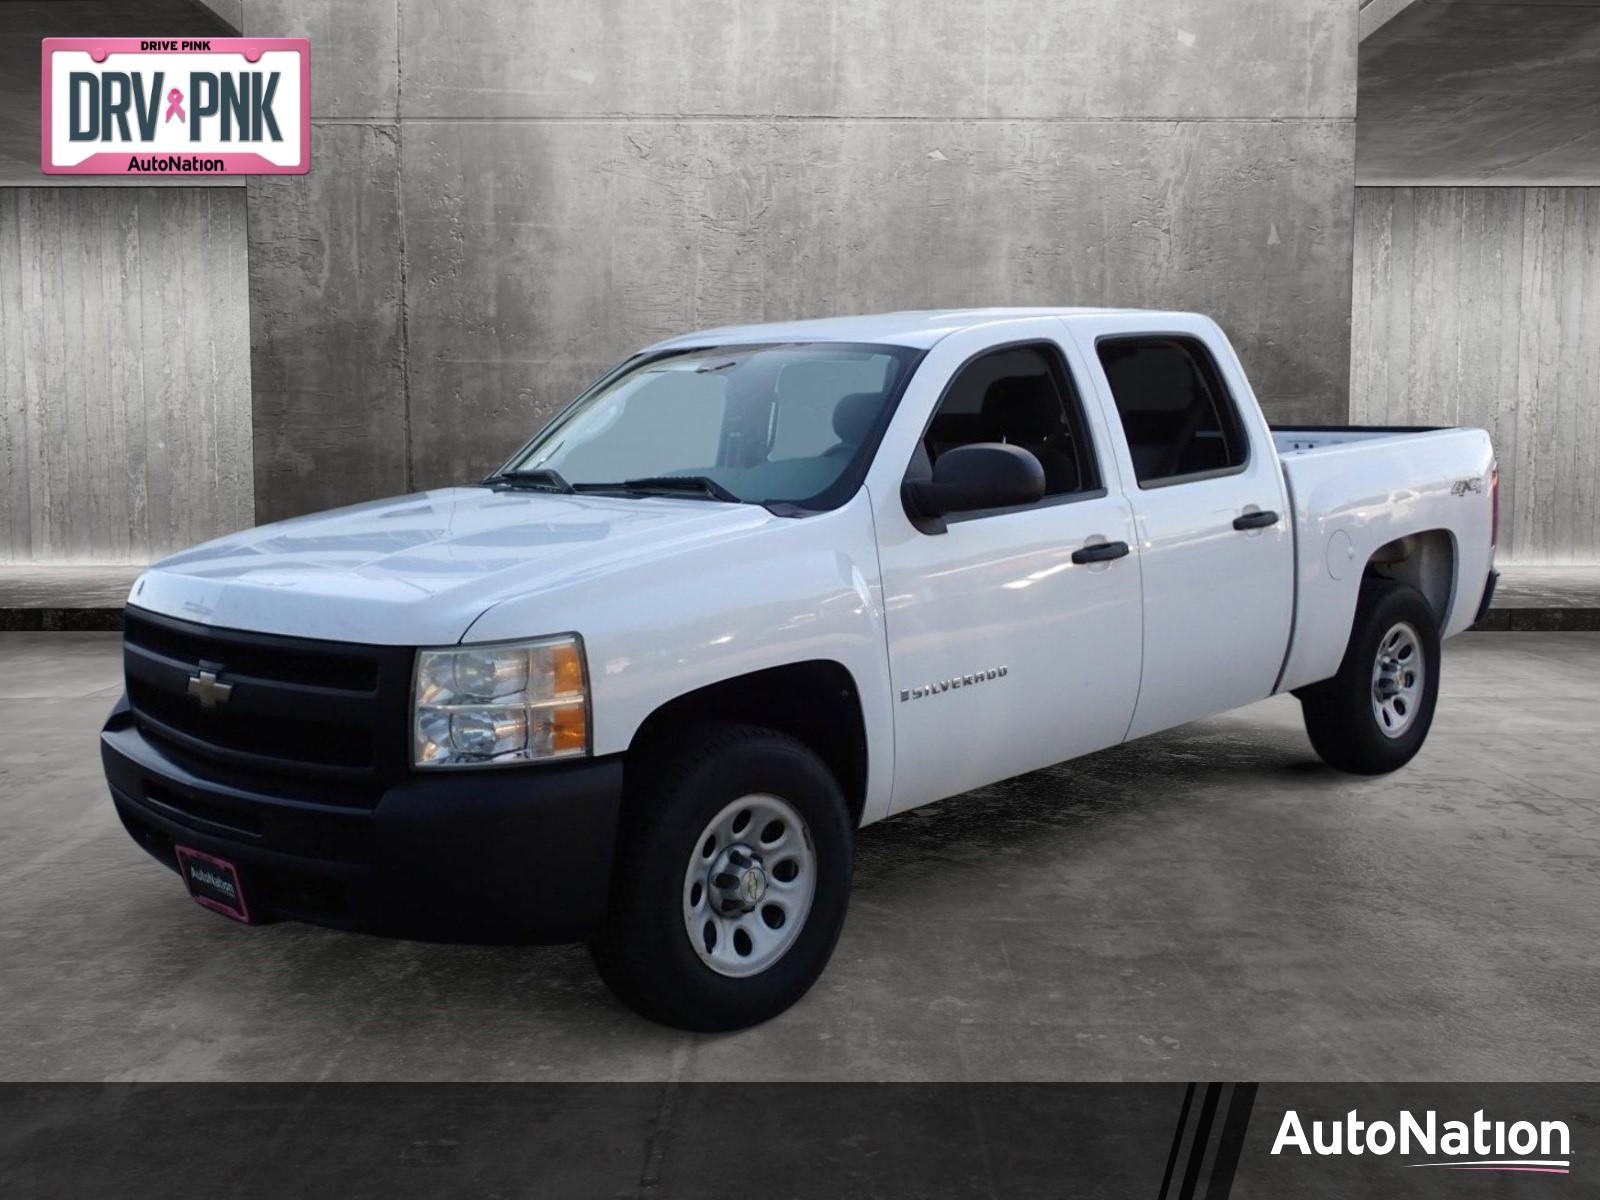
[103,309,1499,1030]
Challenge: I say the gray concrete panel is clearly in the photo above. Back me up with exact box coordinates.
[0,188,254,563]
[243,0,1357,519]
[1352,186,1600,563]
[399,0,1355,121]
[244,0,399,120]
[246,123,409,522]
[401,117,1355,488]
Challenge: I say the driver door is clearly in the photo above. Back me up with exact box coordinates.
[866,320,1144,814]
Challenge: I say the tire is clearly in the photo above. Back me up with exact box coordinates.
[1299,578,1441,775]
[590,724,853,1031]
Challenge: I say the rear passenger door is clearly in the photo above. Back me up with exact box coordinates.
[1072,317,1293,739]
[867,320,1144,813]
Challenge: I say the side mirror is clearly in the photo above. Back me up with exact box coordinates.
[903,443,1045,521]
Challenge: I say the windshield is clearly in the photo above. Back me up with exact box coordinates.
[496,342,921,508]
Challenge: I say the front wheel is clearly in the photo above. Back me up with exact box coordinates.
[590,724,853,1031]
[1299,578,1441,775]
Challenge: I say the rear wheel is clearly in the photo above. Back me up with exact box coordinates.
[590,724,853,1031]
[1300,578,1441,774]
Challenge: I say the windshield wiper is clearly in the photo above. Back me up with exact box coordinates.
[583,475,744,503]
[483,467,574,494]
[489,470,744,503]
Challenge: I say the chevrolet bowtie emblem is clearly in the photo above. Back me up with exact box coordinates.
[186,668,233,710]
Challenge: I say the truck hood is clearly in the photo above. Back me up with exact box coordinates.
[130,487,775,645]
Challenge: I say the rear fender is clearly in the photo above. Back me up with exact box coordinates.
[1277,429,1493,692]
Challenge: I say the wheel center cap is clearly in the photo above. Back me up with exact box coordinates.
[708,844,767,914]
[740,867,766,904]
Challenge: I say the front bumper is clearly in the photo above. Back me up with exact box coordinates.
[102,697,624,943]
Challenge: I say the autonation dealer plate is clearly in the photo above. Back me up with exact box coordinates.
[41,37,309,176]
[174,845,253,923]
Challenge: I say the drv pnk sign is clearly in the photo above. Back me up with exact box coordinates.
[42,38,309,176]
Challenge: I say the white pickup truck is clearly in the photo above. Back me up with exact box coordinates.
[103,308,1498,1029]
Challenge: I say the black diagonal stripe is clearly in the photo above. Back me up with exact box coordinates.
[1204,1083,1259,1200]
[1157,1083,1198,1200]
[1178,1084,1224,1200]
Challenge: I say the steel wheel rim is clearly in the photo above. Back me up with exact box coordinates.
[682,793,816,979]
[1371,620,1424,739]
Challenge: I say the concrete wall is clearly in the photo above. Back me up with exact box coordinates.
[0,188,254,564]
[246,0,1358,521]
[1352,186,1600,564]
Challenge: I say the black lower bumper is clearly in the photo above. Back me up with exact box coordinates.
[101,703,624,944]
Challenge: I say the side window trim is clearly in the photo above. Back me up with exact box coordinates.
[903,338,1105,527]
[1092,333,1252,490]
[1136,463,1251,490]
[942,485,1111,525]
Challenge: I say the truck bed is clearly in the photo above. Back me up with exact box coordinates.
[1269,423,1497,694]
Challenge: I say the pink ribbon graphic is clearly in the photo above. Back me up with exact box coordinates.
[164,88,185,123]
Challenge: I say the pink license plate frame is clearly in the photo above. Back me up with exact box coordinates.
[41,37,310,176]
[174,845,253,923]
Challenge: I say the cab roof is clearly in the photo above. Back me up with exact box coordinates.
[644,307,1197,353]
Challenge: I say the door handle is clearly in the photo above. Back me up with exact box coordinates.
[1233,510,1280,531]
[1071,540,1131,564]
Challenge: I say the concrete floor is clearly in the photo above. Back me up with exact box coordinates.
[2,632,1597,1082]
[0,566,144,609]
[1495,565,1600,609]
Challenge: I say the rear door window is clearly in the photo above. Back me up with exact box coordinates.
[1095,336,1249,486]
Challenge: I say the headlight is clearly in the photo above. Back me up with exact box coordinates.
[412,635,589,768]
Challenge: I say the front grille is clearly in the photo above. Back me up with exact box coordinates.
[122,608,415,806]
[127,675,374,768]
[126,609,379,691]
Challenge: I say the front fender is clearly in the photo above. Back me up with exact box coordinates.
[460,492,897,824]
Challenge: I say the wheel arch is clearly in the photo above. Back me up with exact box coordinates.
[1362,528,1458,626]
[626,660,870,827]
[1282,523,1463,694]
